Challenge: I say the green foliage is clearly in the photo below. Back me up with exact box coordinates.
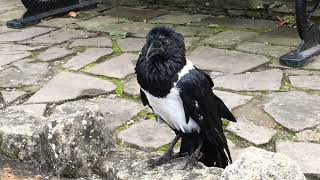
[111,40,122,54]
[110,31,127,38]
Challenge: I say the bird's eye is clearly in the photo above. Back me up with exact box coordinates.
[165,40,170,44]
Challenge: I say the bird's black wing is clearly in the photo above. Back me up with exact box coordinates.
[140,89,150,107]
[177,68,235,162]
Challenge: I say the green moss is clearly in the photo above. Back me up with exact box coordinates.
[282,15,296,28]
[272,131,297,142]
[73,46,87,53]
[110,31,127,38]
[30,51,40,58]
[158,144,169,152]
[222,119,230,128]
[79,62,98,71]
[111,40,122,54]
[208,24,226,33]
[137,109,156,119]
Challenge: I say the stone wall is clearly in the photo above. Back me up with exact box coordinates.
[98,0,300,19]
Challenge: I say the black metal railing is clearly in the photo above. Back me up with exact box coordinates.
[7,0,97,29]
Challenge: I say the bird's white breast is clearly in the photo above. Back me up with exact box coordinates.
[141,60,200,133]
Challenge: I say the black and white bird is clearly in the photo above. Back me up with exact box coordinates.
[135,26,236,169]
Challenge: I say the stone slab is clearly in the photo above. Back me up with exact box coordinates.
[255,27,300,46]
[37,47,74,62]
[8,104,47,120]
[0,59,50,88]
[233,102,278,128]
[213,90,252,110]
[91,97,144,130]
[187,46,270,73]
[39,18,81,28]
[304,57,320,70]
[276,141,320,176]
[0,27,54,42]
[0,26,15,34]
[77,16,155,38]
[64,48,113,70]
[263,91,320,132]
[175,26,222,37]
[198,17,276,32]
[118,120,175,150]
[0,9,26,24]
[69,37,112,48]
[1,90,27,105]
[104,6,168,22]
[124,76,140,96]
[289,75,320,90]
[86,53,138,79]
[26,72,116,103]
[0,52,31,67]
[117,38,145,52]
[150,13,210,25]
[214,69,283,91]
[236,41,292,58]
[202,30,259,47]
[227,118,277,145]
[296,126,320,143]
[23,29,92,45]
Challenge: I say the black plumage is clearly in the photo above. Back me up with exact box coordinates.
[135,26,236,168]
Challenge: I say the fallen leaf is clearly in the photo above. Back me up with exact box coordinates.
[68,11,77,17]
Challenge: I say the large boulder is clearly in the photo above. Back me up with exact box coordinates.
[40,101,115,177]
[221,147,306,180]
[97,149,223,180]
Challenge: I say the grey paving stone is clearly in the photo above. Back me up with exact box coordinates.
[86,53,138,79]
[0,26,15,34]
[187,46,270,73]
[0,59,50,88]
[175,26,222,37]
[227,139,243,161]
[8,104,47,119]
[26,71,116,103]
[39,17,81,28]
[77,16,155,38]
[150,12,210,25]
[289,75,320,90]
[23,29,92,45]
[0,52,31,67]
[37,47,74,62]
[202,30,259,47]
[214,69,283,91]
[69,37,112,48]
[64,48,113,70]
[104,6,167,22]
[255,27,300,46]
[233,102,278,128]
[118,119,176,150]
[117,38,145,52]
[91,97,144,130]
[197,17,276,32]
[184,37,200,49]
[0,43,45,67]
[227,118,277,145]
[0,9,25,24]
[0,27,54,42]
[1,90,27,105]
[276,141,320,176]
[296,126,320,143]
[304,57,320,70]
[263,91,320,132]
[213,90,252,110]
[236,41,292,58]
[284,69,320,76]
[124,76,140,96]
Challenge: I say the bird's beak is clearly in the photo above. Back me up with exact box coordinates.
[146,41,164,60]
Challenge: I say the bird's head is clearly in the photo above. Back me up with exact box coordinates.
[143,26,186,62]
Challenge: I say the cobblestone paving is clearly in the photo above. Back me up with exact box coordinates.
[0,1,319,178]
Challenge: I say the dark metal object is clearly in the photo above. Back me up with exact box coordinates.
[280,0,320,67]
[7,0,97,29]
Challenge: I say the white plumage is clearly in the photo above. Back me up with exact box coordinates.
[141,60,200,133]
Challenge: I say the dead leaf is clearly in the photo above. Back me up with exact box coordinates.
[68,11,77,17]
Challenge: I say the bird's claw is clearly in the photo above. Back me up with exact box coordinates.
[183,151,203,170]
[147,151,175,168]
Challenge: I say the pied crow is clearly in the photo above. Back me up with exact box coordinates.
[135,26,236,169]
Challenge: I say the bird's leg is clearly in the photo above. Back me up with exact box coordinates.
[148,134,181,168]
[183,135,204,169]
